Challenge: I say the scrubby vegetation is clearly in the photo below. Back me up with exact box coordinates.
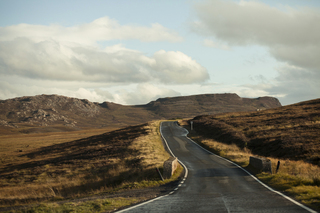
[191,98,320,165]
[0,121,181,212]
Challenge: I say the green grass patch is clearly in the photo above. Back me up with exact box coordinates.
[256,173,320,209]
[7,198,138,213]
[257,173,312,191]
[287,186,320,208]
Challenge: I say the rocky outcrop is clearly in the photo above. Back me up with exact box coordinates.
[0,95,99,127]
[0,119,17,128]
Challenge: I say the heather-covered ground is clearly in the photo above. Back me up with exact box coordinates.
[0,121,182,212]
[191,98,320,165]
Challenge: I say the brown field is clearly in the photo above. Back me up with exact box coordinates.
[0,127,118,165]
[0,121,174,209]
[191,98,320,165]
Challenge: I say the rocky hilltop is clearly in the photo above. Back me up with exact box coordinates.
[0,95,160,132]
[1,95,100,127]
[0,93,281,134]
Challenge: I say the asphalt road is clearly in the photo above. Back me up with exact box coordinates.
[117,121,314,213]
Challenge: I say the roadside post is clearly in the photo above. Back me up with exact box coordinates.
[156,167,164,181]
[276,161,280,173]
[190,121,193,130]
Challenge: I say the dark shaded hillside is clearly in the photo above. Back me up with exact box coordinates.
[191,98,320,165]
[0,93,281,134]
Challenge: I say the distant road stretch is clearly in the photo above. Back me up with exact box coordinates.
[117,121,314,213]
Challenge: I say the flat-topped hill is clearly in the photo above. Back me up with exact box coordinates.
[145,93,281,118]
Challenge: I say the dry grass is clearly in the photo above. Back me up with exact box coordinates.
[0,121,173,208]
[129,121,170,169]
[0,127,117,166]
[6,198,139,213]
[188,133,252,168]
[191,98,320,165]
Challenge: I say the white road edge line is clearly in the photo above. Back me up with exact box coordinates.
[174,122,317,213]
[115,121,189,213]
[115,194,169,213]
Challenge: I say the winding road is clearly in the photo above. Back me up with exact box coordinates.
[117,121,315,213]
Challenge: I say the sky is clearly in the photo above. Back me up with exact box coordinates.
[0,0,319,106]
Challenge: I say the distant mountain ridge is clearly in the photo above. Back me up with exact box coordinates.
[0,93,281,134]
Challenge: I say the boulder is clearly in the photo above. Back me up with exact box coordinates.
[163,157,178,179]
[249,156,272,173]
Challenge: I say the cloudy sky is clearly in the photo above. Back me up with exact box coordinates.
[0,0,319,106]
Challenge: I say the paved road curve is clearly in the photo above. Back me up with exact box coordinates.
[117,121,314,213]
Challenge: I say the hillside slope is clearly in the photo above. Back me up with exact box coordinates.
[0,95,161,133]
[0,93,281,134]
[191,98,320,165]
[144,93,281,118]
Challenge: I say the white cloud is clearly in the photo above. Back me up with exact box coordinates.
[0,80,109,102]
[192,0,320,70]
[209,83,271,99]
[0,16,208,85]
[0,17,183,45]
[270,44,320,71]
[0,80,181,105]
[268,65,320,105]
[0,38,209,84]
[193,1,320,46]
[236,64,320,105]
[114,83,181,105]
[152,50,210,84]
[0,16,211,104]
[192,0,320,104]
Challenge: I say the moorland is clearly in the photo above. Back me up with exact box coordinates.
[1,93,320,212]
[0,93,281,135]
[190,98,320,165]
[0,121,182,212]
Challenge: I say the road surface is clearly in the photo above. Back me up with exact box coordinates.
[117,121,314,213]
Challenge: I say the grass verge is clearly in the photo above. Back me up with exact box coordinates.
[6,198,138,213]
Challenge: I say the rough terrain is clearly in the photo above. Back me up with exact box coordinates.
[0,93,281,134]
[191,98,320,165]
